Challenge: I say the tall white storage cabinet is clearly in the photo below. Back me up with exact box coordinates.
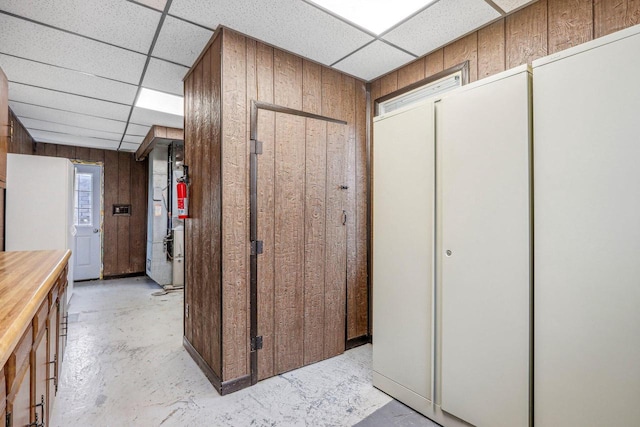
[373,101,435,413]
[6,153,75,300]
[373,65,532,427]
[533,25,640,427]
[437,66,532,427]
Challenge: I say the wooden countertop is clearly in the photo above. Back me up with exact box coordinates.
[0,250,70,367]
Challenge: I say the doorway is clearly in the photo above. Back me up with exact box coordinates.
[73,163,103,281]
[251,102,349,383]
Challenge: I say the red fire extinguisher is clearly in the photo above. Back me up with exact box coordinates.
[177,177,188,219]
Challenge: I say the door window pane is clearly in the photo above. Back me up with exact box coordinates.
[74,173,93,226]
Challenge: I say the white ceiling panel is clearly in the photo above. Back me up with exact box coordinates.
[18,117,122,141]
[29,130,120,150]
[382,0,500,57]
[0,0,161,53]
[120,142,141,152]
[132,0,167,12]
[152,16,213,67]
[0,14,147,84]
[0,54,138,104]
[126,123,152,136]
[130,107,184,128]
[142,58,188,96]
[9,83,130,121]
[8,102,127,134]
[123,134,144,144]
[169,0,375,66]
[492,0,537,12]
[333,41,415,81]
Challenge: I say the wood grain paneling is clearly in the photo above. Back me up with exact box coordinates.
[594,0,640,37]
[256,43,276,382]
[186,27,367,389]
[273,112,306,374]
[506,0,548,68]
[444,33,479,82]
[354,80,368,338]
[549,0,593,53]
[425,49,445,78]
[397,58,426,89]
[6,111,147,276]
[303,117,327,365]
[221,29,248,381]
[478,19,506,79]
[378,72,398,99]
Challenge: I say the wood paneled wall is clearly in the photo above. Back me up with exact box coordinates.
[372,0,640,100]
[6,110,148,277]
[184,27,368,387]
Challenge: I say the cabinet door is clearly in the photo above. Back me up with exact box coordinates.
[48,300,59,424]
[59,286,68,363]
[1,366,6,427]
[437,68,531,427]
[372,101,435,410]
[33,331,48,426]
[7,364,30,427]
[533,27,640,427]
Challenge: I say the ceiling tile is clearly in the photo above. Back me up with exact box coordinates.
[142,58,188,96]
[9,83,131,121]
[132,0,167,12]
[0,0,161,53]
[123,135,144,144]
[169,0,375,65]
[152,16,213,67]
[0,54,138,104]
[8,102,126,134]
[492,0,537,12]
[120,142,141,152]
[29,129,120,150]
[18,117,122,141]
[332,41,415,81]
[0,14,147,84]
[130,107,183,128]
[126,123,152,136]
[382,0,500,57]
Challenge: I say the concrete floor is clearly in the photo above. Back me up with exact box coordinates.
[49,277,435,426]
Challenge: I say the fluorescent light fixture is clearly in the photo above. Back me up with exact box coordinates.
[310,0,436,35]
[135,88,184,116]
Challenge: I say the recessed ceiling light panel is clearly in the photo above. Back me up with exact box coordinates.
[135,87,184,116]
[310,0,436,35]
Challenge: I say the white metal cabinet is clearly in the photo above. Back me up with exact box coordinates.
[437,65,532,427]
[533,25,640,427]
[372,101,435,412]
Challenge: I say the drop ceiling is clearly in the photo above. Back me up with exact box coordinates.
[0,0,536,152]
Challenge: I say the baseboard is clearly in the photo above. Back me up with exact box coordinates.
[101,272,145,280]
[372,371,472,427]
[346,335,371,350]
[183,336,251,395]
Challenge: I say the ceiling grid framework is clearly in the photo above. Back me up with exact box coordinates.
[0,0,537,151]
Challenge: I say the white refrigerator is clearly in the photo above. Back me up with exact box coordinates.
[6,153,76,301]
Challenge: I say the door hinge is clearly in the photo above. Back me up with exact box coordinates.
[251,336,263,351]
[251,140,263,155]
[185,303,189,318]
[6,412,11,427]
[251,240,264,255]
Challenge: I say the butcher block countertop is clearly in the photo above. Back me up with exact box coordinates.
[0,249,70,367]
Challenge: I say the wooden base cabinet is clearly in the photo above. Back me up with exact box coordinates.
[1,251,70,427]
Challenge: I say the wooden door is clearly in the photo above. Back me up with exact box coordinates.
[255,109,348,380]
[32,331,48,426]
[7,363,30,427]
[47,299,59,423]
[1,367,6,427]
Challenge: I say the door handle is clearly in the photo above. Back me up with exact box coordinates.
[93,228,99,233]
[342,210,347,226]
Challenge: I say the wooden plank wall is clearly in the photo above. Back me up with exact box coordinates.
[6,110,148,277]
[371,0,640,100]
[187,28,368,382]
[183,35,223,378]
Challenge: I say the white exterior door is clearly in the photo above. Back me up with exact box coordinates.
[73,164,102,280]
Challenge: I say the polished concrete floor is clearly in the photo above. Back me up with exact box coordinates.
[49,277,436,426]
